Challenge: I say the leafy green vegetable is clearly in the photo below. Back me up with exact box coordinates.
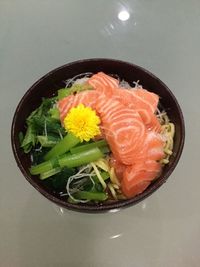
[42,167,76,192]
[30,147,50,165]
[27,98,54,123]
[21,123,36,153]
[18,132,24,145]
[48,107,60,120]
[31,116,65,136]
[99,146,110,154]
[95,183,103,192]
[57,88,69,100]
[37,135,60,148]
[20,97,64,153]
[93,171,110,183]
[81,171,110,192]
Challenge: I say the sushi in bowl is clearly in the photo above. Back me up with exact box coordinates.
[11,59,185,212]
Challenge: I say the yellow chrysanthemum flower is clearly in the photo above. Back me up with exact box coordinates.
[63,104,101,142]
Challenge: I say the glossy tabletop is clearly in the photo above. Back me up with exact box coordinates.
[0,1,199,266]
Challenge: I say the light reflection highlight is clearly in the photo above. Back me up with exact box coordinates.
[118,10,130,21]
[110,233,122,239]
[110,23,114,29]
[52,204,66,216]
[109,208,120,213]
[142,202,146,210]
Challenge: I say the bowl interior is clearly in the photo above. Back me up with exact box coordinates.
[11,59,185,212]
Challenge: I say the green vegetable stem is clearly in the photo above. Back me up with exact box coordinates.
[70,140,108,154]
[44,132,80,160]
[30,158,58,175]
[30,147,104,177]
[58,147,103,168]
[74,191,108,201]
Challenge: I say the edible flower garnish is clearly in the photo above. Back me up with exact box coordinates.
[63,104,100,142]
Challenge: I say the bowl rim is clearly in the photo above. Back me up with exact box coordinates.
[11,58,185,213]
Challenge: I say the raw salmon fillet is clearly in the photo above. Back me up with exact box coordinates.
[113,89,161,132]
[121,160,162,198]
[87,72,119,97]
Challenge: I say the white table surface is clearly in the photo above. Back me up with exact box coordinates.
[0,1,199,266]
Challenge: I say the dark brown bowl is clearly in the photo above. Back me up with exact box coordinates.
[11,58,185,212]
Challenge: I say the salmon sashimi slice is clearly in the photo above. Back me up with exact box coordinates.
[113,88,161,132]
[145,131,165,161]
[95,96,147,165]
[121,160,162,198]
[133,88,159,112]
[58,90,100,122]
[134,108,161,132]
[109,126,164,198]
[87,72,119,97]
[122,180,150,198]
